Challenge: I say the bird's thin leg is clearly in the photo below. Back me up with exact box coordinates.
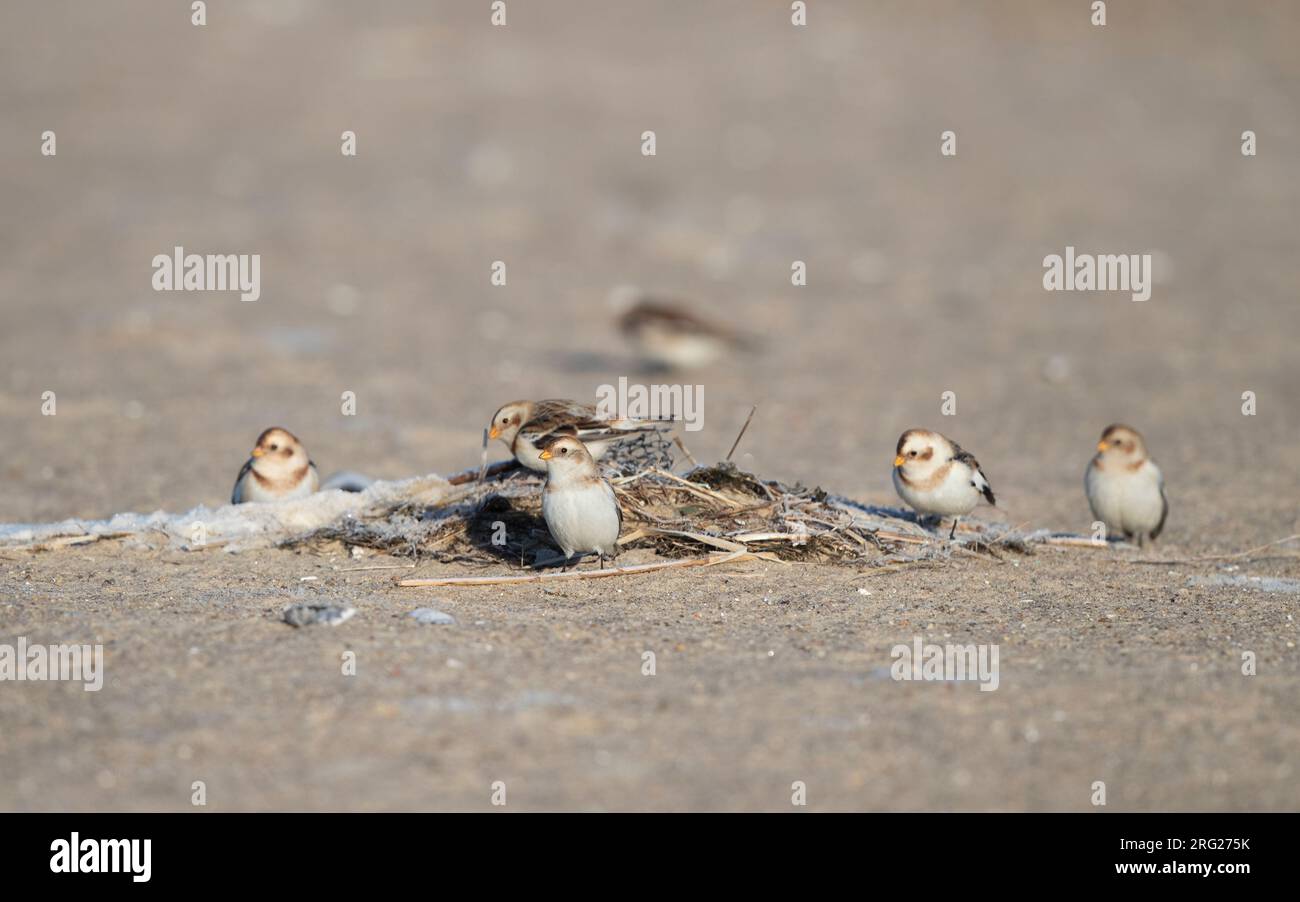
[949,517,959,540]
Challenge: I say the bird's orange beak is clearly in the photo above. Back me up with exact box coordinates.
[251,447,266,458]
[1097,441,1107,453]
[488,425,501,440]
[893,455,905,468]
[539,449,553,460]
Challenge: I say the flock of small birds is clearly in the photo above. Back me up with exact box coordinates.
[230,300,1168,566]
[232,409,1168,571]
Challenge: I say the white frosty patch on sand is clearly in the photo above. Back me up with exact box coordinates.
[0,473,456,553]
[1187,574,1300,594]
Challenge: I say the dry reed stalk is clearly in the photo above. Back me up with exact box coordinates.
[398,550,755,587]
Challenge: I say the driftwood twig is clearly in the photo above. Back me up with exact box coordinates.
[398,550,755,587]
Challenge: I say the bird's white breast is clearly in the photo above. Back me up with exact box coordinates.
[894,461,982,517]
[640,332,724,369]
[542,481,620,556]
[1085,459,1164,537]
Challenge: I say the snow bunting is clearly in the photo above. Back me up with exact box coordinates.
[231,427,320,504]
[618,298,750,370]
[892,429,996,538]
[1085,423,1168,547]
[489,398,670,472]
[539,434,622,568]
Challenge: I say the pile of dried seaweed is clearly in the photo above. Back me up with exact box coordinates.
[301,459,1042,569]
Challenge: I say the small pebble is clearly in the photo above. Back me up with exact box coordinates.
[1041,354,1071,384]
[283,603,356,627]
[410,608,456,626]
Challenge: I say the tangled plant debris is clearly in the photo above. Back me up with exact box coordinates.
[302,459,1043,569]
[0,441,1065,568]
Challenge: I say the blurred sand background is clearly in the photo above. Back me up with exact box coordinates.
[1,0,1298,810]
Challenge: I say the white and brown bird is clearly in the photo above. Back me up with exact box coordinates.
[488,398,670,472]
[538,434,622,568]
[1085,423,1168,547]
[617,298,750,371]
[231,427,320,504]
[892,428,996,539]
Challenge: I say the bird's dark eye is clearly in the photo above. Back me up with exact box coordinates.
[909,450,916,457]
[560,448,568,455]
[269,444,278,451]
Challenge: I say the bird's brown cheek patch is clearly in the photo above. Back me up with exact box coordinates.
[906,460,952,491]
[252,462,311,492]
[920,448,934,461]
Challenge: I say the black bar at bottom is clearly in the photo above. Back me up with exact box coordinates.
[0,812,1285,889]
